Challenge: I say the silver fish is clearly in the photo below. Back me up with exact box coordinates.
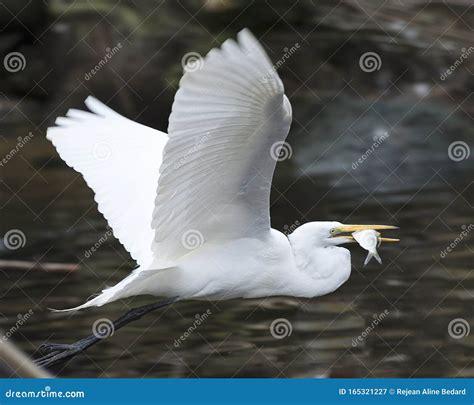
[352,230,382,265]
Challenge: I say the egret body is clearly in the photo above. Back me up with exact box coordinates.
[37,29,398,367]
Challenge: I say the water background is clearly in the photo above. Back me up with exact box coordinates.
[0,0,473,377]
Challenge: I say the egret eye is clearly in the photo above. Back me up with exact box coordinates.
[330,228,336,235]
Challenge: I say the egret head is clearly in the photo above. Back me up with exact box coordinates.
[288,221,399,248]
[287,221,399,297]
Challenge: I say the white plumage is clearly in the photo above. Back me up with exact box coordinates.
[48,97,166,267]
[47,29,397,311]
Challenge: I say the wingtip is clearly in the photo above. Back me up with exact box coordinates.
[84,95,100,111]
[237,27,252,38]
[235,27,275,70]
[54,116,70,127]
[84,95,98,105]
[45,126,55,141]
[48,304,87,313]
[84,95,122,118]
[48,307,72,313]
[237,28,256,45]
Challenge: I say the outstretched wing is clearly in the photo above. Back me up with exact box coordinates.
[47,97,167,266]
[152,29,292,264]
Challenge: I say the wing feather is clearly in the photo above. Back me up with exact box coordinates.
[151,29,292,264]
[47,97,167,266]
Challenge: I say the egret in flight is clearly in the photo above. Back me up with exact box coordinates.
[36,29,398,367]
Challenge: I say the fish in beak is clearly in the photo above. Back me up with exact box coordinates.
[330,224,399,265]
[331,224,400,243]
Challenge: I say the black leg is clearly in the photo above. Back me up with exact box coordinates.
[35,296,179,369]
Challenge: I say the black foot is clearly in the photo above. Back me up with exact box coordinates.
[34,297,179,369]
[35,336,97,368]
[39,343,76,353]
[35,343,83,368]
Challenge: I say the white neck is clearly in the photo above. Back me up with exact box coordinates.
[287,231,352,298]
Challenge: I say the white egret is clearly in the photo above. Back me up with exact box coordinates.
[36,29,398,367]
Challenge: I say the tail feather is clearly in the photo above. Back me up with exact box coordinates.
[51,268,172,312]
[50,293,113,313]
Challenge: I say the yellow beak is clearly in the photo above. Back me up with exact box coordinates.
[337,224,399,232]
[378,237,400,242]
[333,236,400,242]
[332,224,400,242]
